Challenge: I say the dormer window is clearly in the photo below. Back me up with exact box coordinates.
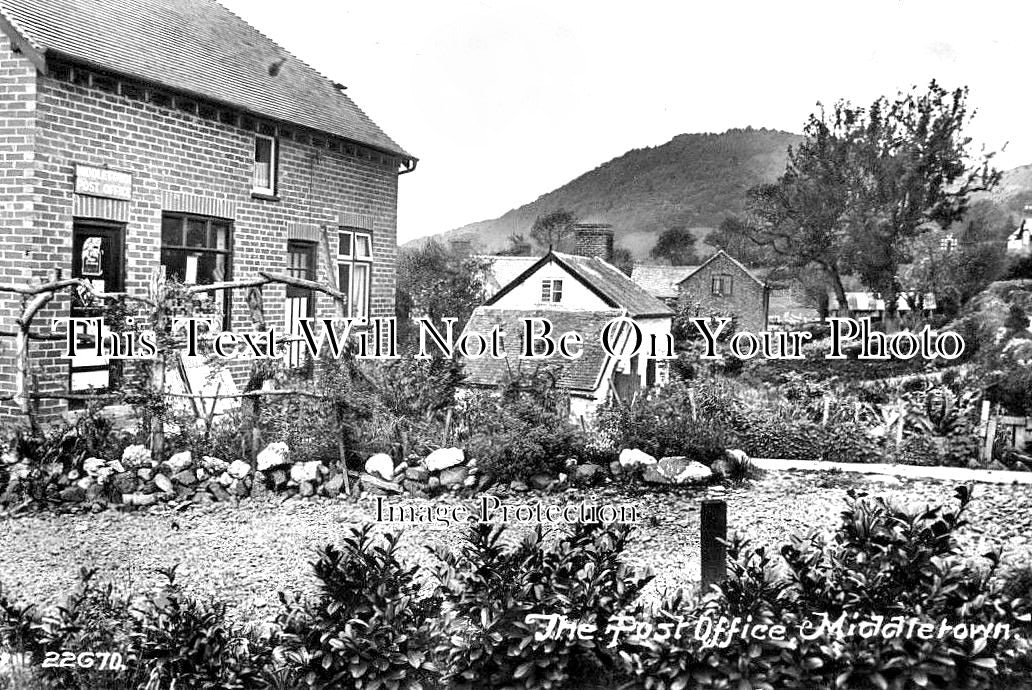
[541,279,563,303]
[252,134,277,195]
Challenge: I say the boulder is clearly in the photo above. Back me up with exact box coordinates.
[439,466,469,488]
[137,467,153,482]
[299,481,316,497]
[425,447,464,472]
[510,480,529,492]
[228,460,251,480]
[359,473,402,495]
[153,473,174,494]
[642,466,671,485]
[208,482,231,502]
[609,460,623,476]
[463,475,477,487]
[572,463,603,484]
[201,456,229,473]
[323,473,345,497]
[365,453,395,481]
[290,461,323,484]
[256,442,291,471]
[428,476,441,490]
[173,469,197,486]
[405,466,430,483]
[75,476,95,491]
[59,486,86,502]
[229,479,249,497]
[121,444,152,469]
[112,472,137,494]
[619,448,657,469]
[82,457,109,479]
[166,451,192,474]
[269,469,289,490]
[122,492,157,506]
[529,474,554,490]
[218,471,234,487]
[654,456,712,484]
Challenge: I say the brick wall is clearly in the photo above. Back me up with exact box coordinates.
[678,253,768,332]
[0,59,400,422]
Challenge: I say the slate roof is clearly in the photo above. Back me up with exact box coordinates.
[630,264,699,300]
[0,0,412,159]
[460,307,626,393]
[676,250,766,289]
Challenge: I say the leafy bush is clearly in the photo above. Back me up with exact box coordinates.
[623,487,1032,689]
[430,522,651,690]
[273,526,439,690]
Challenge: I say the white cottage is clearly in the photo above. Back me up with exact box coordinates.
[461,224,674,422]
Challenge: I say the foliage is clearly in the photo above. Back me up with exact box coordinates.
[529,209,578,253]
[274,526,438,690]
[623,487,1032,689]
[650,225,700,265]
[430,522,651,690]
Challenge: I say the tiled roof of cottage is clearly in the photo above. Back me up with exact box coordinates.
[460,307,626,393]
[0,0,412,159]
[630,264,699,300]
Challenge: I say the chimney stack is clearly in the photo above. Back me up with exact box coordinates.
[573,222,614,263]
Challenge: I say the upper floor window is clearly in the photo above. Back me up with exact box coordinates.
[711,273,733,297]
[541,279,563,303]
[253,134,277,195]
[338,229,373,319]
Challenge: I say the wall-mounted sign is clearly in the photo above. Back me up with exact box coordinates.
[81,236,103,276]
[74,165,133,201]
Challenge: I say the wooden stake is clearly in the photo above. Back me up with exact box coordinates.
[700,500,727,592]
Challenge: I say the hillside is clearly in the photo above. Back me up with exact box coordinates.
[426,127,803,257]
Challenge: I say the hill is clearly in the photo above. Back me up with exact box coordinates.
[424,127,803,257]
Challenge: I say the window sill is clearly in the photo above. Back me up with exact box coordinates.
[250,190,280,202]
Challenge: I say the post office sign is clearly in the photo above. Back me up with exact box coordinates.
[74,165,133,201]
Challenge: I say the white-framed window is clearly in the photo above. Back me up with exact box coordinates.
[252,134,277,195]
[540,279,563,303]
[711,273,733,297]
[338,229,373,319]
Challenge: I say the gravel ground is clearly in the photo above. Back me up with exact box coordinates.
[2,470,1031,625]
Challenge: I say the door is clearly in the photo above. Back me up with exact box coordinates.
[69,220,126,404]
[285,240,317,367]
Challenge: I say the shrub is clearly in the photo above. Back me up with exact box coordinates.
[430,522,651,690]
[623,487,1032,689]
[274,526,439,690]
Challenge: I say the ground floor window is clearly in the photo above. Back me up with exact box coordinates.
[160,213,232,328]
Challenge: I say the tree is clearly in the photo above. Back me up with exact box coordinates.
[496,232,533,256]
[530,209,577,252]
[741,82,999,326]
[650,225,700,265]
[705,216,774,266]
[610,247,634,275]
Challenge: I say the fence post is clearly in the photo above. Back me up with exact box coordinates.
[700,500,727,592]
[895,400,906,447]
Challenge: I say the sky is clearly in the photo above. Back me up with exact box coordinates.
[219,0,1032,244]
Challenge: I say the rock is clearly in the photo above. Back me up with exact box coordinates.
[228,460,252,480]
[59,486,86,502]
[710,457,731,478]
[609,460,623,476]
[323,473,345,497]
[290,461,323,484]
[201,456,229,473]
[655,456,712,484]
[359,473,402,495]
[440,466,470,487]
[218,471,233,487]
[463,475,476,487]
[405,466,430,483]
[425,447,464,472]
[75,476,95,491]
[1,449,18,465]
[82,457,109,478]
[269,469,289,490]
[153,473,174,493]
[642,466,671,485]
[193,491,215,505]
[85,483,104,501]
[299,481,316,497]
[572,463,603,484]
[229,479,249,497]
[529,473,554,490]
[256,442,291,471]
[428,476,441,490]
[173,469,197,486]
[112,472,137,494]
[137,467,153,482]
[196,468,208,481]
[510,480,529,492]
[121,492,157,506]
[365,453,395,481]
[166,451,192,474]
[121,444,152,469]
[208,482,230,502]
[619,448,657,469]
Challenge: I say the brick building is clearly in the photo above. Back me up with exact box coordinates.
[0,0,414,421]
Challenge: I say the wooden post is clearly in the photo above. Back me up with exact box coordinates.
[822,398,830,427]
[895,400,906,448]
[688,388,697,421]
[700,500,727,592]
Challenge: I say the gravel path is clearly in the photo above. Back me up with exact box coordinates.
[2,471,1031,625]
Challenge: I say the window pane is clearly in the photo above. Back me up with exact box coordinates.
[186,219,207,247]
[253,137,272,190]
[338,231,353,257]
[161,216,182,246]
[355,234,372,258]
[160,249,186,281]
[212,222,229,250]
[352,263,369,319]
[541,280,551,302]
[338,263,351,310]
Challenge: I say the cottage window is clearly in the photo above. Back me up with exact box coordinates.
[711,273,733,297]
[541,279,563,303]
[338,229,373,319]
[252,134,277,195]
[160,213,232,327]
